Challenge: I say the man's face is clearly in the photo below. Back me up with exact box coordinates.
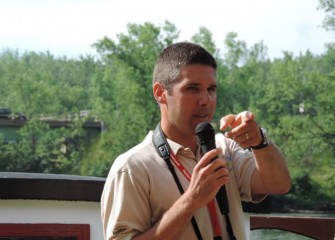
[164,64,217,136]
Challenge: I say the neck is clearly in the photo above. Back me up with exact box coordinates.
[160,121,198,154]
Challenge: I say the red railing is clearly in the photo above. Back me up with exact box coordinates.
[0,224,90,240]
[250,215,335,240]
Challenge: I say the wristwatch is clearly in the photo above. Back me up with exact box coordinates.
[250,128,269,149]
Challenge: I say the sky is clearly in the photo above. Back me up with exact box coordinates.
[0,0,333,60]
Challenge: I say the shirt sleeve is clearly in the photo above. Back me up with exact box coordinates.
[216,133,265,202]
[230,143,256,202]
[101,160,151,240]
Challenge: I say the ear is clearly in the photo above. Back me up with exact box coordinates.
[153,82,166,103]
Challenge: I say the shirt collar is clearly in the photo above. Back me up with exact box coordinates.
[166,138,183,155]
[167,138,201,162]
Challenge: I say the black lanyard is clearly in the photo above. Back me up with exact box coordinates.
[152,123,204,240]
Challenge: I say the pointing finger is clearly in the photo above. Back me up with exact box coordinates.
[236,111,254,123]
[219,114,236,130]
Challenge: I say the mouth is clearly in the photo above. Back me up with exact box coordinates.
[193,108,213,121]
[193,113,210,119]
[195,114,207,117]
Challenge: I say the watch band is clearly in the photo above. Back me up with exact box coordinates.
[250,128,268,149]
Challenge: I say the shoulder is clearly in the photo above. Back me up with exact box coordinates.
[119,132,154,161]
[107,131,165,177]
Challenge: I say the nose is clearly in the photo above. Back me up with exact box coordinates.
[199,91,214,106]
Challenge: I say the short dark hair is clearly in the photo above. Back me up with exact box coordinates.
[153,42,217,93]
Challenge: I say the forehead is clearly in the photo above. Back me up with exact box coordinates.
[178,64,217,84]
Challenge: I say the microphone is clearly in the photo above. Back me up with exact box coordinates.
[195,122,230,215]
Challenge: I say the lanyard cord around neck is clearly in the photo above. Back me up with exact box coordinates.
[153,124,203,240]
[153,123,223,240]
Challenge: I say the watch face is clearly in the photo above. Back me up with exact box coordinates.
[261,128,268,144]
[261,128,266,133]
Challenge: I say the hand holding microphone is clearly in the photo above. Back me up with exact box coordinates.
[195,122,230,214]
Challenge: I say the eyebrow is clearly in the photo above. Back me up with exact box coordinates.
[186,83,217,88]
[209,83,217,89]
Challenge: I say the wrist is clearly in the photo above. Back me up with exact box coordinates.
[250,128,269,150]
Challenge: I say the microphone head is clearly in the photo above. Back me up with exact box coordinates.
[195,122,215,145]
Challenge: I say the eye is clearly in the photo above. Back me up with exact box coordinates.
[208,86,217,93]
[187,85,200,92]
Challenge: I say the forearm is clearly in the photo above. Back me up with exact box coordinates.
[251,141,291,195]
[219,111,291,195]
[132,193,196,240]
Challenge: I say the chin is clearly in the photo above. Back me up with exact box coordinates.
[198,117,212,124]
[192,119,210,130]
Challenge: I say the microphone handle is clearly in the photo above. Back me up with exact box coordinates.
[201,145,230,215]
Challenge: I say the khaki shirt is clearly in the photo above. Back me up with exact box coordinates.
[101,131,260,240]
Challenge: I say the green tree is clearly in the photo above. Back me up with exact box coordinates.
[318,0,335,31]
[191,27,218,56]
[216,32,254,115]
[82,21,180,176]
[0,50,98,174]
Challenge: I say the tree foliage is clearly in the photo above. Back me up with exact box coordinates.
[0,20,334,211]
[319,0,335,31]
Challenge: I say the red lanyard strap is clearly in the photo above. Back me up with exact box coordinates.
[152,123,204,240]
[170,151,222,238]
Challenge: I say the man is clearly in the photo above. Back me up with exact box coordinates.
[101,42,291,239]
